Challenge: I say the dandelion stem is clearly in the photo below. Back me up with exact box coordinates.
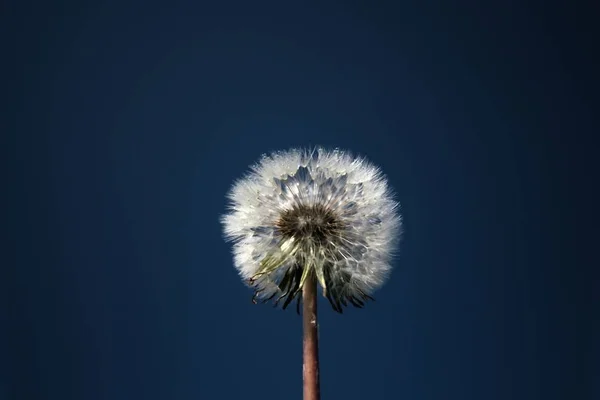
[302,271,321,400]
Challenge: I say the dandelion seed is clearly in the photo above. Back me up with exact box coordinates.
[221,147,402,400]
[221,147,402,312]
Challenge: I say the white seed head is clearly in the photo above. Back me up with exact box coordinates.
[221,147,402,313]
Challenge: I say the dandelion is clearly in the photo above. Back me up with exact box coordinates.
[221,147,402,400]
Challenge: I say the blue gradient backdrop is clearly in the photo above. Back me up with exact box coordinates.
[4,2,595,400]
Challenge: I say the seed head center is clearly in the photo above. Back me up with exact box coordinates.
[277,204,342,244]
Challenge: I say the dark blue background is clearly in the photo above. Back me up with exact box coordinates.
[4,2,595,400]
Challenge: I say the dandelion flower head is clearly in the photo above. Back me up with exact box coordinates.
[221,147,402,313]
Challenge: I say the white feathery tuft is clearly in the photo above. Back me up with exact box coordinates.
[221,147,402,312]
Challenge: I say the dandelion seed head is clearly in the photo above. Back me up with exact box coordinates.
[221,147,402,312]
